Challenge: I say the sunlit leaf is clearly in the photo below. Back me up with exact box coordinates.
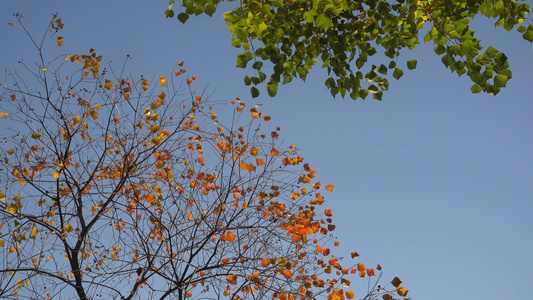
[159,76,167,86]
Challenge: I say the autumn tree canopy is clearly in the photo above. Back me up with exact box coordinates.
[0,15,408,300]
[168,0,532,99]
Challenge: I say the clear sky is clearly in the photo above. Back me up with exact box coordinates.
[1,1,532,299]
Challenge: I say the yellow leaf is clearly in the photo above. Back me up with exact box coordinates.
[57,36,64,47]
[9,246,16,253]
[154,160,165,169]
[32,257,37,267]
[396,286,408,297]
[150,124,160,133]
[31,132,41,139]
[30,145,39,152]
[53,171,60,179]
[159,76,167,86]
[8,22,14,26]
[6,205,18,214]
[104,80,112,90]
[250,108,260,118]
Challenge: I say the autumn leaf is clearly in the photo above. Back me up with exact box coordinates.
[238,161,256,172]
[391,276,402,287]
[250,108,260,118]
[226,273,237,285]
[6,205,18,214]
[324,208,333,217]
[64,224,73,233]
[57,36,64,46]
[270,148,279,156]
[345,291,355,299]
[396,286,408,296]
[159,76,167,86]
[341,278,351,287]
[325,184,335,191]
[261,258,270,267]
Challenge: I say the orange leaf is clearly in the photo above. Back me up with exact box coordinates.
[325,184,335,191]
[238,161,256,172]
[57,36,64,46]
[345,291,355,299]
[261,258,270,267]
[226,231,236,242]
[256,158,265,166]
[367,268,375,276]
[324,208,333,217]
[226,273,237,285]
[270,148,279,156]
[178,61,184,66]
[357,263,365,272]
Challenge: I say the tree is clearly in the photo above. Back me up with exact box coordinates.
[168,0,532,99]
[0,15,408,300]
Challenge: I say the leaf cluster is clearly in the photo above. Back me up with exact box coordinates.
[170,0,531,99]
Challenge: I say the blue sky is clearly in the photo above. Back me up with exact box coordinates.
[1,1,532,299]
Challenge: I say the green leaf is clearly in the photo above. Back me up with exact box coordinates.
[373,91,383,101]
[484,46,498,58]
[523,29,533,42]
[434,45,445,55]
[315,14,333,32]
[165,9,175,18]
[251,87,260,98]
[359,89,369,100]
[378,64,388,75]
[325,77,335,88]
[252,61,263,70]
[205,5,216,17]
[266,82,278,97]
[494,74,508,87]
[244,76,252,86]
[177,13,189,24]
[231,38,242,47]
[392,68,403,80]
[236,54,248,68]
[406,59,417,70]
[470,84,482,93]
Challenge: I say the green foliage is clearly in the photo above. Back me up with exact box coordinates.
[169,0,532,99]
